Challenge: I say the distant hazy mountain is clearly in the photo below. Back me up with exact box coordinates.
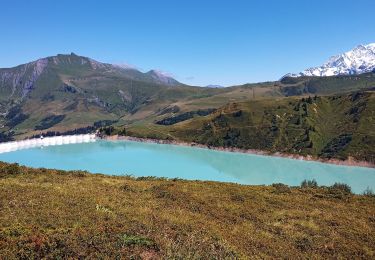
[285,43,375,78]
[205,84,225,88]
[145,70,180,86]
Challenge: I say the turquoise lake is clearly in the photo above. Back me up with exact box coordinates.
[0,140,374,194]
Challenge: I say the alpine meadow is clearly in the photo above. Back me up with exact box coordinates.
[0,1,375,259]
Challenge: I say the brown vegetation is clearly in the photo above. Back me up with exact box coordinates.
[0,162,375,258]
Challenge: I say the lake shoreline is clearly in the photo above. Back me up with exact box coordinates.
[103,135,375,168]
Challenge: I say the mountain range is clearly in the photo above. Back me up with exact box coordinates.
[0,53,220,136]
[0,52,181,103]
[0,49,374,149]
[285,43,375,78]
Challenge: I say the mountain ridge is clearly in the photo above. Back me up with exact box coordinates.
[285,43,375,78]
[0,53,182,97]
[0,52,375,144]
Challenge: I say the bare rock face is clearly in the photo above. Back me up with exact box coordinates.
[22,58,48,97]
[0,58,48,101]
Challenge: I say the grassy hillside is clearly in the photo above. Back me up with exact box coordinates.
[125,91,375,162]
[0,54,220,137]
[278,73,375,96]
[0,162,374,258]
[1,54,375,140]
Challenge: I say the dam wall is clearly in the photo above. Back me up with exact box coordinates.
[0,134,97,154]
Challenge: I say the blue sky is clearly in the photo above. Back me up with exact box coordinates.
[1,0,374,86]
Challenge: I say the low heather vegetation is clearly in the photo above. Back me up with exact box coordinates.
[0,162,374,258]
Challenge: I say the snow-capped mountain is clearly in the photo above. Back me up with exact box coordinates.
[285,43,375,78]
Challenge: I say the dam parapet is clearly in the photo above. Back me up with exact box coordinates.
[0,134,97,154]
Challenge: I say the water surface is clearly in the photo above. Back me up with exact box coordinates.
[0,140,374,194]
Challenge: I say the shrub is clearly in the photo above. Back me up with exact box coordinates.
[118,234,157,249]
[156,109,215,125]
[1,163,22,176]
[231,194,245,202]
[329,183,352,194]
[70,170,89,177]
[327,183,352,199]
[118,128,127,136]
[34,115,65,130]
[295,237,313,251]
[136,176,165,181]
[363,187,375,197]
[0,131,14,142]
[151,184,175,199]
[272,183,291,194]
[120,184,135,192]
[101,126,115,136]
[301,179,318,188]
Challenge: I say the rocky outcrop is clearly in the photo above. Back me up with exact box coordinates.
[0,58,48,100]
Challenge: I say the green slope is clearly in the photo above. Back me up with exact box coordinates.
[125,91,375,162]
[0,54,222,136]
[1,53,375,147]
